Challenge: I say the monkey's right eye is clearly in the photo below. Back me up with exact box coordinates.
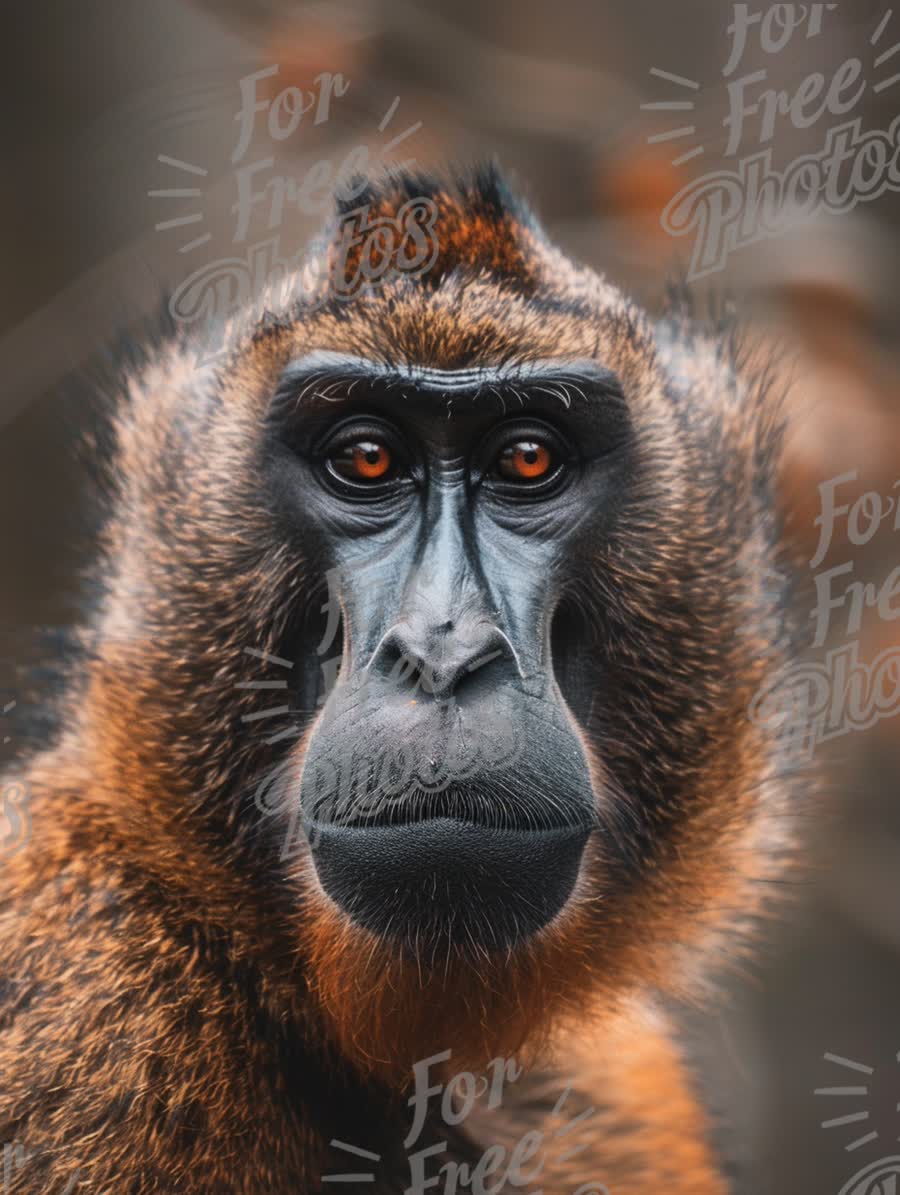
[319,425,412,498]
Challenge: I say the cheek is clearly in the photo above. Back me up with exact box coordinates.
[327,561,412,668]
[477,540,571,659]
[548,592,600,729]
[252,735,314,865]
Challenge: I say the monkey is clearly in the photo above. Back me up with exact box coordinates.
[0,164,798,1193]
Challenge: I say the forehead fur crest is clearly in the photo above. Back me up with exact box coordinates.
[324,161,547,294]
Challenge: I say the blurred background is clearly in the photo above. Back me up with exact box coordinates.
[1,1,898,1190]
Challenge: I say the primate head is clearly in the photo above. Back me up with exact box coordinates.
[78,166,794,1075]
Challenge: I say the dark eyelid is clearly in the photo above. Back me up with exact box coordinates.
[483,418,570,459]
[315,415,407,457]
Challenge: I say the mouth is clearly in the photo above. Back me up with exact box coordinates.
[298,655,599,952]
[307,815,592,952]
[309,780,594,832]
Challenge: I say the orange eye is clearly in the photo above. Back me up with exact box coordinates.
[496,441,553,482]
[331,440,393,482]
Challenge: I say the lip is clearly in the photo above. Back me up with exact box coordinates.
[307,816,591,951]
[309,785,593,832]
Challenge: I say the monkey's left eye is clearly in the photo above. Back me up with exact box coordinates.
[476,419,573,500]
[330,441,395,483]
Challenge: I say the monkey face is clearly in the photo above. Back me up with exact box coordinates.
[265,353,635,951]
[93,169,789,1069]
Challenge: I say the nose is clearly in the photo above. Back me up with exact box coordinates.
[370,619,518,700]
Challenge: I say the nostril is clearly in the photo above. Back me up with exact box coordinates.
[370,624,517,700]
[378,639,426,692]
[451,642,518,704]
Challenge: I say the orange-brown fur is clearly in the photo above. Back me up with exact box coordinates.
[0,166,797,1192]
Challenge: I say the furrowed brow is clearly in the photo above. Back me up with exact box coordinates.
[271,351,625,417]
